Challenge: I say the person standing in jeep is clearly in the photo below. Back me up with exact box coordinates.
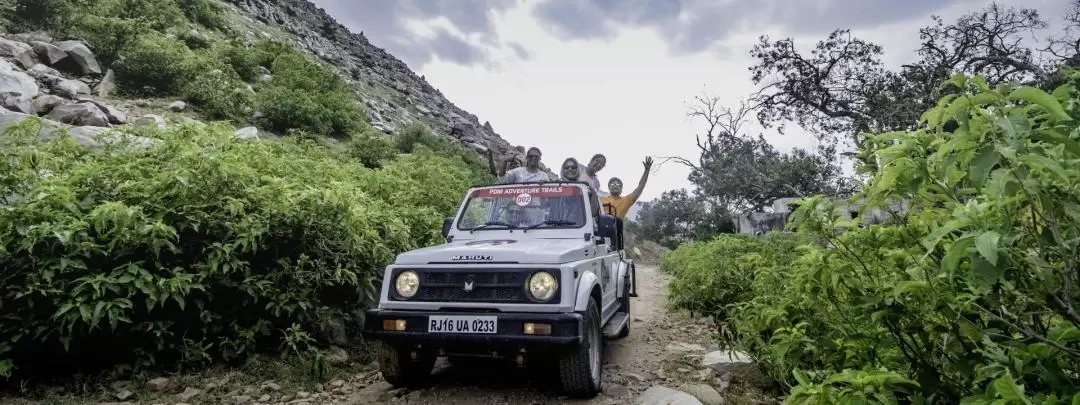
[500,147,553,183]
[601,156,653,219]
[581,154,606,194]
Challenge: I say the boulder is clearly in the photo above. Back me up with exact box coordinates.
[54,40,102,76]
[95,69,115,97]
[234,126,259,140]
[168,100,187,112]
[0,109,155,148]
[30,41,66,66]
[26,63,62,80]
[0,38,37,69]
[701,350,755,374]
[0,59,40,101]
[677,383,725,405]
[52,78,91,99]
[638,386,704,405]
[7,32,53,44]
[32,94,64,114]
[133,114,167,129]
[1,92,35,114]
[46,103,109,127]
[85,101,126,124]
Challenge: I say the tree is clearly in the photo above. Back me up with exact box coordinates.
[748,2,1074,149]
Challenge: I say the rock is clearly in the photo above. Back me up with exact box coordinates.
[168,100,187,112]
[52,78,91,99]
[604,383,630,398]
[260,381,281,391]
[146,377,172,392]
[27,63,61,80]
[638,386,704,405]
[327,346,349,365]
[667,342,707,354]
[95,68,115,97]
[232,395,252,405]
[234,126,259,139]
[46,103,109,126]
[133,114,167,129]
[2,92,35,114]
[701,350,754,374]
[33,94,64,114]
[30,41,66,66]
[86,101,126,124]
[0,59,40,107]
[0,38,37,69]
[54,40,102,76]
[258,74,273,83]
[7,32,52,44]
[176,387,202,401]
[115,389,134,400]
[678,383,725,405]
[258,394,271,402]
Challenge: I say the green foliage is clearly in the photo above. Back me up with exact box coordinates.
[344,129,399,169]
[181,67,254,122]
[392,123,495,185]
[176,0,226,30]
[663,71,1080,403]
[253,52,367,138]
[0,117,478,379]
[112,32,198,96]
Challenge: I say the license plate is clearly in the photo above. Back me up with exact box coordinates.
[427,315,498,334]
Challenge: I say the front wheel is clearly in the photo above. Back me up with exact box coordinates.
[375,342,435,387]
[558,297,603,398]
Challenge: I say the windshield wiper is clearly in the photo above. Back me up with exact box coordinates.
[522,220,578,231]
[469,221,518,233]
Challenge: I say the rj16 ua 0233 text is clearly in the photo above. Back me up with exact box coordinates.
[427,315,497,334]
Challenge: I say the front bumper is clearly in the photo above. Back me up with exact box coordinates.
[363,309,583,345]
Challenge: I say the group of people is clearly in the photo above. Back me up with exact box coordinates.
[487,147,653,220]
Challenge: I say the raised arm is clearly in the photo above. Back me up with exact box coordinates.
[628,156,653,202]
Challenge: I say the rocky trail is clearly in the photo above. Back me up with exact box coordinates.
[4,264,773,405]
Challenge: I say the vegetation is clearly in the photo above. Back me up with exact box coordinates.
[662,41,1080,405]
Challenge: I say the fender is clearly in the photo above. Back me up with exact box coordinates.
[615,260,631,299]
[573,271,600,312]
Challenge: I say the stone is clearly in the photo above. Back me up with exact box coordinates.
[7,32,53,44]
[86,101,126,124]
[638,386,704,405]
[232,395,252,405]
[133,114,167,129]
[95,68,115,97]
[667,342,707,354]
[46,103,109,127]
[33,94,64,114]
[52,78,91,99]
[603,383,630,398]
[146,377,172,392]
[234,126,259,139]
[168,100,187,112]
[0,59,40,103]
[30,41,67,66]
[327,346,349,364]
[701,350,754,374]
[260,381,281,391]
[115,389,134,400]
[176,387,202,401]
[27,63,61,79]
[1,92,35,114]
[678,383,725,405]
[0,38,37,69]
[54,40,102,76]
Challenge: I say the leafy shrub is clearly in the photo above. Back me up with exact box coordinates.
[177,0,226,30]
[112,32,198,96]
[0,117,477,380]
[393,123,493,183]
[344,129,398,169]
[181,67,254,122]
[253,52,366,138]
[664,72,1080,403]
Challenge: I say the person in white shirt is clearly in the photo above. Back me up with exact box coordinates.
[501,147,553,183]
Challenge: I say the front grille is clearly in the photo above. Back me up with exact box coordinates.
[394,269,558,304]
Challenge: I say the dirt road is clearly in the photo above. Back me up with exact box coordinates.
[344,264,716,405]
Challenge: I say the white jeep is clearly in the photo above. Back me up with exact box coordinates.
[361,181,637,398]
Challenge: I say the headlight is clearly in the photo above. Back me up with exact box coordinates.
[527,271,558,301]
[395,270,420,298]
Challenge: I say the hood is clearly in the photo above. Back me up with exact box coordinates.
[394,238,595,265]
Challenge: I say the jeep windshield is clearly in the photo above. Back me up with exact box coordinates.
[456,184,587,231]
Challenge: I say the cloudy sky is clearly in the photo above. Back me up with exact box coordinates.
[312,0,1068,201]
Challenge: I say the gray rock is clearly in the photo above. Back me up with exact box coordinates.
[234,126,259,140]
[168,100,187,112]
[0,59,40,102]
[638,386,704,405]
[1,91,35,114]
[603,383,630,398]
[32,94,64,114]
[95,69,115,97]
[678,383,725,405]
[26,63,61,79]
[7,32,53,44]
[133,114,167,129]
[53,78,91,99]
[30,41,66,66]
[667,342,707,354]
[54,40,102,76]
[0,38,37,69]
[85,101,126,124]
[176,387,202,401]
[701,350,754,374]
[46,103,109,127]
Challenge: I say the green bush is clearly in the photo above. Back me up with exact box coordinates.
[664,72,1080,403]
[181,67,254,122]
[253,52,366,138]
[177,0,226,30]
[0,117,477,379]
[112,32,198,96]
[344,129,398,169]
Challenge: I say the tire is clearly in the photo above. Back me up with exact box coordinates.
[558,297,603,398]
[375,341,435,387]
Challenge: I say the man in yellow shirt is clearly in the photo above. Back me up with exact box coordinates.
[600,157,653,219]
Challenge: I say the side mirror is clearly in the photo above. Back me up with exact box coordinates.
[442,217,454,239]
[596,214,618,238]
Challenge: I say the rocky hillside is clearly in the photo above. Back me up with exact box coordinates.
[222,0,528,162]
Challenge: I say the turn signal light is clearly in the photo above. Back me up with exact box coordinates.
[383,319,406,331]
[523,322,552,335]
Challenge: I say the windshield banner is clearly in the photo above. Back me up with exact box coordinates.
[471,185,582,198]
